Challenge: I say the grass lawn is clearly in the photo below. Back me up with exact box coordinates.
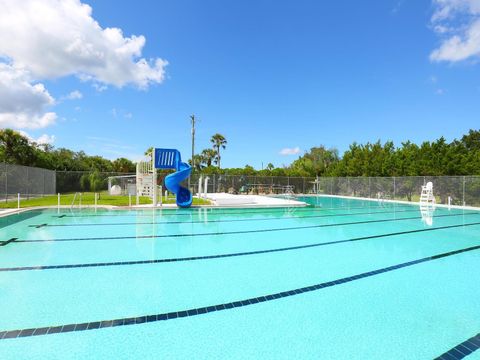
[0,192,211,208]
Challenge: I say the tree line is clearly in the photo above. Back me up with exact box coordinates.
[1,128,479,177]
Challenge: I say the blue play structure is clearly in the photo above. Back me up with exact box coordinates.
[154,148,192,208]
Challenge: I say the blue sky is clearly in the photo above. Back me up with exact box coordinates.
[1,0,479,168]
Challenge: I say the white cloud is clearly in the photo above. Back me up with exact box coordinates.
[0,0,167,130]
[65,90,83,100]
[110,108,133,119]
[18,130,55,145]
[430,0,480,62]
[85,135,140,160]
[0,63,57,129]
[92,83,108,92]
[35,133,56,145]
[0,0,168,88]
[279,147,301,156]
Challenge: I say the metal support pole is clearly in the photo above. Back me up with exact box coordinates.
[159,186,163,206]
[198,176,203,197]
[204,177,209,198]
[190,115,196,171]
[129,194,132,208]
[17,193,20,209]
[153,152,158,207]
[57,193,60,212]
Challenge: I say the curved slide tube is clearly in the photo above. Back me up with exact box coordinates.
[155,148,192,208]
[165,161,192,208]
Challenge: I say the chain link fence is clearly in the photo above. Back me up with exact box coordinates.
[0,163,56,202]
[187,174,316,195]
[187,174,480,207]
[1,165,479,208]
[55,171,136,193]
[313,176,480,207]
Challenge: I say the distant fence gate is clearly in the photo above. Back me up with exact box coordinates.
[0,163,56,201]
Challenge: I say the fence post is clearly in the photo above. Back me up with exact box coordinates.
[17,193,20,209]
[5,163,7,203]
[393,177,396,200]
[463,176,466,206]
[26,167,29,200]
[94,193,97,209]
[368,176,372,199]
[57,193,60,210]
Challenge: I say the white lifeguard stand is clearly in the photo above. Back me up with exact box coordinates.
[136,151,158,206]
[419,181,435,206]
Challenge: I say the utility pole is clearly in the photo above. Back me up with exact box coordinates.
[190,114,196,170]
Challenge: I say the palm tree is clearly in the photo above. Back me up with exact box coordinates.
[201,148,217,167]
[210,133,227,169]
[188,154,205,171]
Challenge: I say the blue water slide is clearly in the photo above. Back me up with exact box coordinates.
[154,148,193,208]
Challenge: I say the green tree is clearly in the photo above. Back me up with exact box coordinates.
[201,148,217,167]
[112,158,135,172]
[0,129,36,166]
[88,171,104,193]
[188,154,205,171]
[144,147,154,156]
[210,133,227,169]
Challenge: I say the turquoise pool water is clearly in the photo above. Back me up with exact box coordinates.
[0,196,479,359]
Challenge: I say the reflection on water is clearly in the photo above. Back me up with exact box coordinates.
[420,204,435,226]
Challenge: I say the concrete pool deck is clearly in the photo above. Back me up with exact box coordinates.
[201,193,307,207]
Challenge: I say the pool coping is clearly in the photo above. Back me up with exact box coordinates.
[299,193,480,211]
[2,193,479,219]
[0,202,309,218]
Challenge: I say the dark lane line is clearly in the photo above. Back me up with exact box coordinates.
[0,238,17,247]
[18,212,480,243]
[37,208,423,227]
[2,243,480,340]
[2,222,480,272]
[53,204,417,218]
[435,333,480,359]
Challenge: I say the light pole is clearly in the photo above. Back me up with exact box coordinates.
[190,114,196,170]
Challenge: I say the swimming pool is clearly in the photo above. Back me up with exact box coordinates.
[0,196,479,359]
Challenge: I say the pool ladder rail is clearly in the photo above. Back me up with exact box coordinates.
[70,192,82,209]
